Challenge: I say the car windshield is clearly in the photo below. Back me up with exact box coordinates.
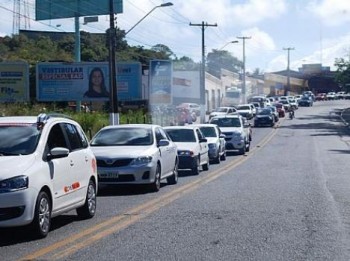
[199,126,216,137]
[210,118,241,127]
[237,105,250,110]
[165,129,196,142]
[0,124,40,155]
[90,127,153,146]
[258,109,272,115]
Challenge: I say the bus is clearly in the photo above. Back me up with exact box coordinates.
[221,87,242,107]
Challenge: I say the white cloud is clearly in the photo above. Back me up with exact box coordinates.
[307,0,350,26]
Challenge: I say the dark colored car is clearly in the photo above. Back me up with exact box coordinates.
[298,96,313,107]
[254,108,275,127]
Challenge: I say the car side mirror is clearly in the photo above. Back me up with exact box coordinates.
[200,138,207,143]
[219,134,226,138]
[47,147,69,160]
[158,139,170,147]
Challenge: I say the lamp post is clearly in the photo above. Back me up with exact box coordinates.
[219,40,238,50]
[237,36,251,103]
[125,2,173,35]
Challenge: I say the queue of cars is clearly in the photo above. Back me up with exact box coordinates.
[0,94,314,238]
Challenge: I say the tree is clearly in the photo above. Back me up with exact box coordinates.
[173,56,200,71]
[334,57,350,92]
[206,49,242,78]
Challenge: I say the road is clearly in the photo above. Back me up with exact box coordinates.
[1,100,350,260]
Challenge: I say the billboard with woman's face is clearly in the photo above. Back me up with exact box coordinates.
[36,62,141,102]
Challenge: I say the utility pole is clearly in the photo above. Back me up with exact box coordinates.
[237,36,251,103]
[190,21,217,123]
[109,0,119,125]
[283,47,294,96]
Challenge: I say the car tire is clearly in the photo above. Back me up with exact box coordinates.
[77,179,97,219]
[167,160,178,185]
[238,145,246,155]
[220,151,226,161]
[213,151,221,164]
[149,164,161,192]
[202,161,209,171]
[192,157,200,175]
[31,191,51,238]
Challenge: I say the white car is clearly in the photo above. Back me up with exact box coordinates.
[235,104,254,119]
[209,106,237,120]
[90,124,178,192]
[209,114,251,155]
[194,123,226,164]
[164,125,209,175]
[0,113,98,238]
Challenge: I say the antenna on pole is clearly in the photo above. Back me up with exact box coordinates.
[12,0,30,35]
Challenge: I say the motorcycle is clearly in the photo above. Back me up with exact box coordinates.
[289,110,294,119]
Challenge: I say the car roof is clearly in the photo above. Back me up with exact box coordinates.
[210,114,241,119]
[163,125,198,130]
[101,124,160,130]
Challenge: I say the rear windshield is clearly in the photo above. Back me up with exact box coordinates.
[165,129,196,142]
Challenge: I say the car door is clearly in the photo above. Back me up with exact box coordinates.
[46,123,77,212]
[195,128,208,165]
[155,127,172,176]
[62,123,91,202]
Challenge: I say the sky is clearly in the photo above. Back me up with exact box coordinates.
[1,0,350,73]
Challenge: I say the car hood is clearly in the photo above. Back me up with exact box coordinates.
[256,115,272,118]
[91,145,155,158]
[0,154,36,180]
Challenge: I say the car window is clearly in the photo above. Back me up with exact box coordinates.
[0,123,40,155]
[199,126,216,137]
[47,124,68,150]
[63,123,85,151]
[210,118,241,127]
[165,129,196,142]
[196,128,205,140]
[91,127,153,146]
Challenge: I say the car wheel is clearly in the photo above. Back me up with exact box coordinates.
[246,141,250,152]
[220,151,226,161]
[31,191,51,238]
[202,160,209,171]
[238,145,246,155]
[77,179,97,219]
[191,157,200,175]
[167,160,178,185]
[149,164,161,192]
[213,151,221,164]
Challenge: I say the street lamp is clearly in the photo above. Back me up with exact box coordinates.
[219,40,238,50]
[125,2,173,35]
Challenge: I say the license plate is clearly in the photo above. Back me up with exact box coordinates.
[99,172,119,178]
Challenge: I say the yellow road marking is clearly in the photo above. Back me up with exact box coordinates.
[21,127,279,260]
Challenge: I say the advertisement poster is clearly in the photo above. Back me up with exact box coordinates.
[0,62,29,102]
[149,60,172,105]
[37,62,142,102]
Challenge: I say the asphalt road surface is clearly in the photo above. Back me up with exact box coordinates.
[1,100,350,261]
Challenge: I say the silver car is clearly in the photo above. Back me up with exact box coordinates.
[90,124,178,192]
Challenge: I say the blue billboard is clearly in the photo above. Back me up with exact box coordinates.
[36,62,141,102]
[149,60,172,105]
[36,0,123,20]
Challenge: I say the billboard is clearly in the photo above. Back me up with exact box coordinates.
[0,62,29,102]
[36,0,123,20]
[149,60,172,105]
[36,62,141,102]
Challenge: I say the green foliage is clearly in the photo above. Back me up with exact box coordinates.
[206,49,243,78]
[334,57,350,92]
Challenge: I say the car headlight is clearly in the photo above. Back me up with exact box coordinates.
[130,156,153,166]
[178,150,194,156]
[0,175,28,193]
